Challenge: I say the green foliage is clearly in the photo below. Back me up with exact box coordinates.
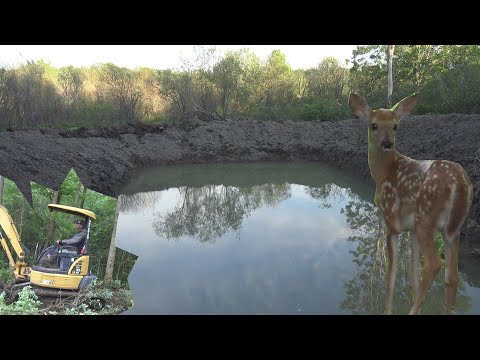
[0,286,42,315]
[0,265,15,286]
[350,45,480,114]
[62,280,132,315]
[0,281,132,315]
[435,232,445,258]
[248,105,292,121]
[69,101,122,128]
[299,99,350,121]
[148,114,177,126]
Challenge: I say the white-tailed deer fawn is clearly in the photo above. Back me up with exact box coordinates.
[349,93,473,314]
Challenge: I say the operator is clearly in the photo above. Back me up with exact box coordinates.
[56,219,87,254]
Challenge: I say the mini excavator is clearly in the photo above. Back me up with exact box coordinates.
[0,204,97,298]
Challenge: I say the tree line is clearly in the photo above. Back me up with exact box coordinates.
[1,45,479,130]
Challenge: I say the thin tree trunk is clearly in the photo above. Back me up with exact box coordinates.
[104,195,122,284]
[73,181,82,207]
[387,45,395,108]
[19,201,25,239]
[79,187,88,208]
[0,176,4,205]
[115,250,126,281]
[46,190,60,244]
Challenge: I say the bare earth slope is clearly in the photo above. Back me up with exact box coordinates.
[1,115,479,242]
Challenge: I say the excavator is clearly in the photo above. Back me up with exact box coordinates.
[0,203,97,299]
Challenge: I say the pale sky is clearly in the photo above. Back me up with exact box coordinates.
[0,45,357,70]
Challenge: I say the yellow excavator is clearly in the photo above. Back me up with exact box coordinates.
[0,203,97,297]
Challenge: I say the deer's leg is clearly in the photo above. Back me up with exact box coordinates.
[409,223,441,315]
[443,231,460,315]
[385,230,399,315]
[408,231,420,305]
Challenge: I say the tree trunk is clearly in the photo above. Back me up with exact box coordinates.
[104,195,122,285]
[73,181,82,207]
[0,176,4,205]
[46,190,60,244]
[19,201,25,239]
[79,187,88,208]
[387,45,395,108]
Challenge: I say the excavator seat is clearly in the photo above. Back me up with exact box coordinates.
[34,245,80,272]
[58,247,81,271]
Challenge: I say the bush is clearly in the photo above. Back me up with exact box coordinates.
[248,104,299,121]
[68,101,124,128]
[147,114,177,126]
[0,286,42,315]
[299,99,350,121]
[0,267,15,286]
[0,258,15,286]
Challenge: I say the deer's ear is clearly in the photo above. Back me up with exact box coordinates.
[349,93,370,120]
[392,93,418,120]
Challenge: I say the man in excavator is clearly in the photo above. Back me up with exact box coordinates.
[56,219,87,254]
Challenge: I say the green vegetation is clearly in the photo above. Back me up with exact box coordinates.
[0,281,132,315]
[1,46,479,130]
[0,286,42,315]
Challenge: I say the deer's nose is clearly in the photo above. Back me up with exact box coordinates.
[381,140,393,149]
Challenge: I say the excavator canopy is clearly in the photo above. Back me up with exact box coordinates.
[47,204,96,221]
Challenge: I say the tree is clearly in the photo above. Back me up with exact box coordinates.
[58,66,84,105]
[211,50,245,120]
[104,195,121,284]
[135,67,167,121]
[305,57,347,100]
[349,46,388,108]
[387,45,395,107]
[97,63,143,123]
[0,61,63,128]
[156,70,195,125]
[0,67,19,129]
[46,190,60,245]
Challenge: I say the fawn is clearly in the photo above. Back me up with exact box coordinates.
[349,93,473,314]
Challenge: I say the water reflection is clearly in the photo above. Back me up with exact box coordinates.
[116,162,480,314]
[340,196,473,314]
[151,184,291,243]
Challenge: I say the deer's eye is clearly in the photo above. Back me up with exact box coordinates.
[371,123,378,131]
[393,124,397,131]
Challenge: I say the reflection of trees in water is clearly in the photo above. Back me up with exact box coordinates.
[339,195,472,315]
[152,184,291,243]
[305,183,347,209]
[119,191,158,214]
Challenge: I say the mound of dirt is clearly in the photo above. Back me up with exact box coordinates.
[0,115,479,243]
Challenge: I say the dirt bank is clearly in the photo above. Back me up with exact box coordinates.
[1,115,479,242]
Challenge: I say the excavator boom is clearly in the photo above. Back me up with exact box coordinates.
[0,205,25,260]
[0,205,30,279]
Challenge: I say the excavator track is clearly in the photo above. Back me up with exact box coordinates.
[5,281,79,308]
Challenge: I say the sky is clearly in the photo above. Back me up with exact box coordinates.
[0,45,357,70]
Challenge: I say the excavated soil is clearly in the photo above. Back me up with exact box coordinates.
[1,115,479,244]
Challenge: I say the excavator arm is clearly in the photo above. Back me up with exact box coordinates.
[0,205,30,280]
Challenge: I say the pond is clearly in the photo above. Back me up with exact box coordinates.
[116,161,480,315]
